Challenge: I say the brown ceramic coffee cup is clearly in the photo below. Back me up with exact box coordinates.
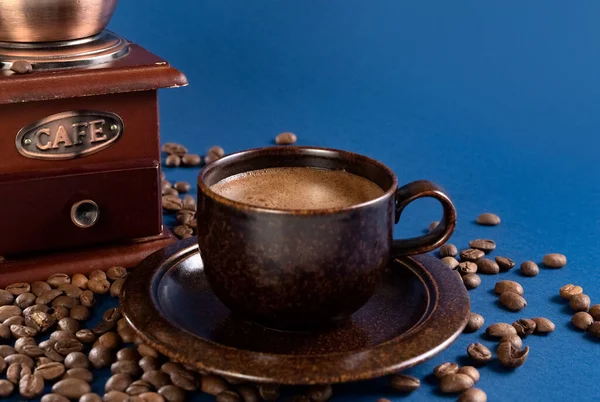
[197,146,456,330]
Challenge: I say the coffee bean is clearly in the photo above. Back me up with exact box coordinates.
[305,384,333,401]
[65,352,89,369]
[205,151,222,164]
[117,322,136,343]
[275,132,297,145]
[458,366,479,383]
[486,323,517,338]
[22,344,45,358]
[0,345,15,357]
[498,333,523,350]
[206,146,225,158]
[0,378,14,396]
[258,384,280,401]
[182,195,196,211]
[181,154,201,166]
[43,346,64,363]
[560,284,583,300]
[111,360,141,377]
[69,305,89,321]
[36,357,53,366]
[469,239,496,253]
[53,378,91,399]
[588,321,600,338]
[439,373,474,393]
[173,225,194,239]
[4,315,24,327]
[51,306,70,321]
[52,296,78,309]
[173,182,190,194]
[96,332,121,350]
[0,289,14,306]
[106,266,127,281]
[139,392,166,402]
[92,320,116,336]
[459,388,487,402]
[462,273,481,290]
[494,280,523,296]
[512,318,536,337]
[439,256,458,269]
[87,270,106,281]
[51,330,75,342]
[55,339,84,355]
[58,317,80,334]
[10,60,33,74]
[162,195,183,212]
[47,274,71,288]
[476,258,500,275]
[80,290,95,307]
[170,369,197,391]
[30,282,51,297]
[23,304,48,316]
[57,284,83,298]
[15,293,36,309]
[127,379,153,395]
[19,372,44,398]
[7,362,31,384]
[161,362,183,375]
[87,278,110,295]
[73,329,96,344]
[434,362,459,378]
[216,391,241,402]
[494,256,515,272]
[439,244,458,258]
[165,154,182,167]
[116,348,139,362]
[572,312,593,330]
[14,337,35,352]
[0,305,22,322]
[519,261,539,277]
[42,394,70,402]
[36,289,63,305]
[457,262,478,275]
[428,221,439,232]
[162,143,188,156]
[542,253,567,268]
[103,391,129,402]
[499,291,527,311]
[35,362,65,380]
[497,343,529,368]
[158,385,186,402]
[64,368,93,383]
[467,343,492,364]
[0,323,9,340]
[570,293,591,312]
[106,373,133,392]
[176,211,195,227]
[142,370,171,389]
[0,355,5,372]
[6,283,30,296]
[464,313,485,333]
[71,274,88,289]
[89,346,114,369]
[110,279,125,298]
[476,213,500,226]
[103,308,122,323]
[80,394,103,402]
[163,184,177,196]
[585,305,600,322]
[460,249,484,262]
[200,374,227,395]
[5,354,34,369]
[530,317,554,333]
[133,357,157,374]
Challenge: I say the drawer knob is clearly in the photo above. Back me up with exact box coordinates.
[71,200,99,229]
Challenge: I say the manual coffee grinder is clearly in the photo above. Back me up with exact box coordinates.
[0,1,187,285]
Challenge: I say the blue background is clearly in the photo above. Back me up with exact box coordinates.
[109,1,600,401]
[8,1,600,401]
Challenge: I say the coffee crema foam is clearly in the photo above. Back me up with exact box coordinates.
[210,167,385,210]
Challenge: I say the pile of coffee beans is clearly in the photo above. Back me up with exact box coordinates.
[162,144,202,168]
[431,362,485,401]
[560,284,600,337]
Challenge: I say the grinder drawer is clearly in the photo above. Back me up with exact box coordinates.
[0,159,162,256]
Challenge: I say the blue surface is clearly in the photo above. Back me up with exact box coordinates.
[5,1,600,401]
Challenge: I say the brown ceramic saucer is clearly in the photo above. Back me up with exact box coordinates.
[121,237,470,385]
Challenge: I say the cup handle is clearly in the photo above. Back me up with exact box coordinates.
[391,180,457,257]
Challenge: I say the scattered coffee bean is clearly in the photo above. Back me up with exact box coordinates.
[58,317,80,334]
[80,394,103,402]
[476,213,501,226]
[64,368,93,383]
[275,132,297,145]
[51,307,69,322]
[158,385,186,402]
[142,370,171,389]
[388,374,420,392]
[41,394,70,402]
[512,318,536,337]
[428,221,439,232]
[111,360,142,377]
[459,388,487,402]
[305,384,333,401]
[439,373,474,393]
[24,304,47,316]
[500,333,523,349]
[140,356,160,372]
[467,343,492,364]
[70,305,90,321]
[106,373,133,392]
[572,312,594,330]
[92,319,116,335]
[462,274,481,290]
[173,225,194,239]
[89,346,114,369]
[588,322,600,338]
[110,279,125,298]
[47,274,70,288]
[6,283,30,296]
[0,379,14,397]
[19,372,44,398]
[36,289,63,305]
[570,293,591,312]
[5,353,34,369]
[103,308,122,323]
[64,352,89,369]
[87,278,110,295]
[52,378,91,399]
[35,362,65,380]
[31,282,51,297]
[486,323,518,338]
[139,392,166,402]
[174,182,191,193]
[170,369,197,391]
[0,323,9,341]
[531,317,555,333]
[258,384,280,401]
[457,366,480,383]
[476,258,500,275]
[181,154,202,166]
[71,274,88,289]
[376,399,391,402]
[208,146,225,157]
[0,289,14,306]
[441,257,459,269]
[57,284,83,298]
[7,362,30,384]
[0,345,16,357]
[106,267,127,281]
[434,362,459,378]
[182,196,196,211]
[116,348,139,362]
[455,264,477,279]
[55,339,84,356]
[36,357,53,366]
[560,284,583,300]
[0,305,22,322]
[5,315,24,327]
[469,239,496,253]
[495,256,515,272]
[103,390,129,402]
[165,155,182,167]
[50,330,75,342]
[520,261,539,277]
[164,187,178,196]
[10,60,33,74]
[162,143,188,156]
[162,195,183,212]
[460,249,485,262]
[80,290,95,307]
[22,344,44,358]
[497,343,529,368]
[87,270,106,281]
[542,253,567,268]
[52,295,78,309]
[494,280,524,296]
[499,291,527,311]
[15,293,36,308]
[14,337,35,353]
[589,305,600,321]
[464,312,485,333]
[74,329,96,344]
[137,344,158,358]
[439,244,458,258]
[97,332,121,349]
[216,390,241,402]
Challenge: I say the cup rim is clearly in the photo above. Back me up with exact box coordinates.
[198,146,398,215]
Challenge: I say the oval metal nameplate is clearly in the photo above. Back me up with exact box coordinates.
[15,111,123,160]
